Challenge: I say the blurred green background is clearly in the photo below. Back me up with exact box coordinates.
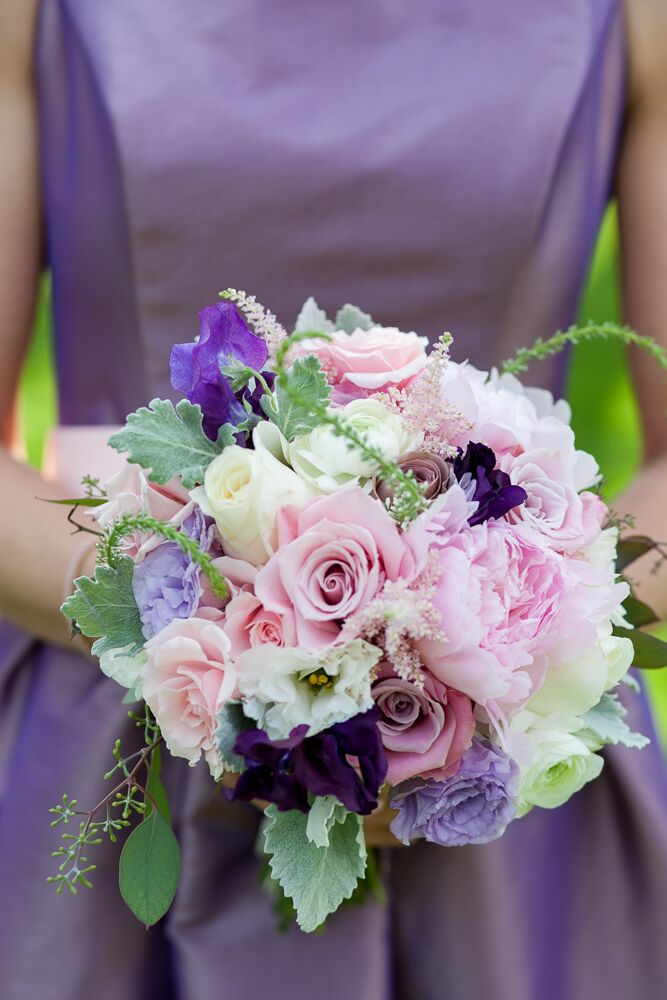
[16,208,667,746]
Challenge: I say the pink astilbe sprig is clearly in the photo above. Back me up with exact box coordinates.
[219,288,288,361]
[381,334,471,457]
[342,557,445,687]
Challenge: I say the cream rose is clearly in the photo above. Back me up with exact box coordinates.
[192,421,314,565]
[284,398,418,493]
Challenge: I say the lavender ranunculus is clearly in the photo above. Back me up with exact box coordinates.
[453,441,527,525]
[389,739,519,846]
[376,450,450,505]
[229,708,388,815]
[132,509,217,639]
[170,301,273,440]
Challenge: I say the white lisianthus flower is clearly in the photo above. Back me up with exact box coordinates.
[512,712,604,816]
[284,398,419,494]
[525,628,633,718]
[192,421,314,565]
[235,638,382,739]
[99,645,147,697]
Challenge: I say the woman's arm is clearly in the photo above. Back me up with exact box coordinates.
[0,0,95,646]
[615,0,667,616]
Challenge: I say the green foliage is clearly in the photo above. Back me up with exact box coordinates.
[581,692,650,749]
[335,303,374,334]
[622,594,658,629]
[101,512,229,599]
[294,296,334,335]
[216,701,255,771]
[305,796,349,849]
[501,321,667,380]
[614,626,667,669]
[61,556,145,658]
[263,805,367,933]
[119,808,181,926]
[261,354,332,440]
[108,397,234,489]
[616,535,660,573]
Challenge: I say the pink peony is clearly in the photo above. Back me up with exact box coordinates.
[143,617,238,778]
[500,448,606,552]
[254,488,418,650]
[293,327,428,403]
[373,667,475,784]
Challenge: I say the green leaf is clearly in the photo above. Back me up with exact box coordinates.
[613,626,667,669]
[294,296,334,335]
[39,496,108,507]
[261,355,331,441]
[581,692,650,749]
[61,557,145,658]
[263,805,366,933]
[335,304,374,334]
[145,745,172,824]
[108,398,235,489]
[119,809,181,926]
[216,701,256,771]
[616,535,658,573]
[622,593,658,629]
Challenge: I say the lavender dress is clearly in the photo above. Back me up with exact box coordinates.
[1,2,666,997]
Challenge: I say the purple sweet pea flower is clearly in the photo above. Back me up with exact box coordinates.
[453,442,527,525]
[132,508,218,639]
[170,301,273,440]
[389,738,519,846]
[229,708,388,815]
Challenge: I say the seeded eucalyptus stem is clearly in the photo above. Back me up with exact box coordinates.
[500,321,667,376]
[101,512,229,599]
[274,332,428,525]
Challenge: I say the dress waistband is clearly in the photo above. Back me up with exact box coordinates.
[42,426,124,494]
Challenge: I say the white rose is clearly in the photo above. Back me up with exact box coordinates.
[285,398,418,493]
[513,712,604,815]
[526,629,633,718]
[235,638,382,739]
[192,421,314,566]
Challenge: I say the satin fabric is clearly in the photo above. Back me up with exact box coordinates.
[2,2,667,998]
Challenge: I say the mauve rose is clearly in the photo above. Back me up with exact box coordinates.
[373,667,475,784]
[292,326,428,403]
[254,488,417,650]
[223,590,293,658]
[376,450,450,506]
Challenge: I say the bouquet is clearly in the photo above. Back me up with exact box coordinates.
[50,291,667,932]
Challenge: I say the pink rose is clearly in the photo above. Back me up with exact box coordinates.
[373,667,475,784]
[254,488,417,650]
[223,590,294,658]
[143,617,237,778]
[293,327,428,403]
[500,448,606,551]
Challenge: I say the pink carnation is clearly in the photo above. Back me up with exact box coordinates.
[293,327,428,403]
[254,488,418,650]
[373,666,475,784]
[143,617,237,778]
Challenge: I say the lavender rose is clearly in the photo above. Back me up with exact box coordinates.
[376,450,450,506]
[389,739,519,846]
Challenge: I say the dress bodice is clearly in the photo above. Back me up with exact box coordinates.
[36,0,625,424]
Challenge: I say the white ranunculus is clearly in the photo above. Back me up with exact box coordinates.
[525,629,633,718]
[235,638,382,739]
[99,645,147,697]
[284,398,418,494]
[513,712,604,815]
[192,421,314,566]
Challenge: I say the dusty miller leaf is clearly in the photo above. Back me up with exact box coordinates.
[61,557,145,658]
[261,355,331,441]
[108,398,235,489]
[294,296,334,335]
[335,303,374,334]
[216,701,256,771]
[581,692,650,750]
[263,804,366,932]
[306,796,349,848]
